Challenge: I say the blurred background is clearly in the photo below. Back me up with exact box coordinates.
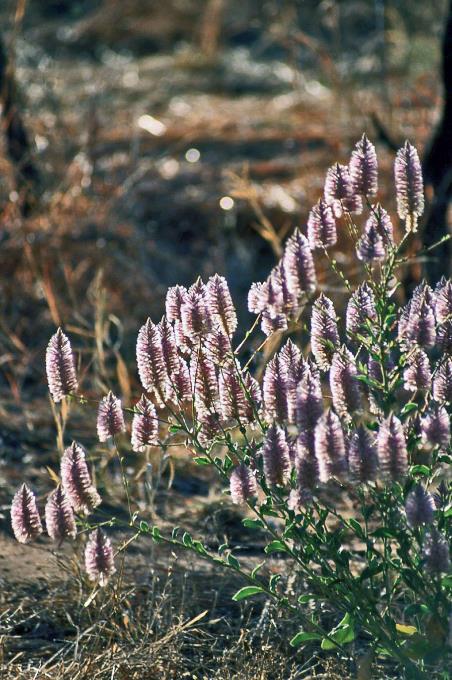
[0,0,450,459]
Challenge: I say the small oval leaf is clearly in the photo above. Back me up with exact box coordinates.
[232,586,265,602]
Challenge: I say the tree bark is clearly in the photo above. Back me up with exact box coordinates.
[0,33,40,216]
[422,0,452,280]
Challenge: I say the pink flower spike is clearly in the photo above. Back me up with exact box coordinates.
[11,483,43,544]
[230,464,257,504]
[60,441,101,515]
[97,392,126,442]
[394,141,424,232]
[85,528,116,586]
[46,328,78,402]
[131,395,159,452]
[45,485,77,543]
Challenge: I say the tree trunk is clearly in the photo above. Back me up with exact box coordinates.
[0,34,40,216]
[422,0,452,280]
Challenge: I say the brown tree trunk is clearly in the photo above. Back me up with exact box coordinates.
[0,33,40,216]
[422,0,452,280]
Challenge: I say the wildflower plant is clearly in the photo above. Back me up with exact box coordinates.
[13,136,451,677]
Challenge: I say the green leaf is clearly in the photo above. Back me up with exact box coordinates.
[269,574,281,591]
[372,527,399,539]
[264,540,287,554]
[298,594,314,604]
[151,526,162,542]
[441,575,452,589]
[193,540,208,556]
[227,553,240,569]
[242,518,264,530]
[348,518,364,538]
[260,507,279,517]
[401,402,418,416]
[251,561,265,579]
[321,613,356,650]
[223,454,234,472]
[139,520,149,533]
[232,586,265,602]
[290,631,322,647]
[182,531,193,547]
[410,464,431,477]
[168,424,182,433]
[171,526,180,540]
[218,543,228,555]
[193,456,211,465]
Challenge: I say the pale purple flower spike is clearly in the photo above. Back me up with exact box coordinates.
[61,441,101,514]
[206,274,238,337]
[348,425,378,483]
[423,528,450,574]
[346,283,377,338]
[46,328,78,402]
[131,394,159,452]
[329,347,362,419]
[405,485,435,528]
[394,141,424,232]
[45,485,77,542]
[377,414,408,480]
[85,528,116,586]
[97,391,126,442]
[262,423,291,486]
[11,483,43,544]
[310,294,340,371]
[349,133,378,196]
[403,348,432,392]
[315,410,347,483]
[307,199,337,250]
[433,358,452,403]
[230,464,257,504]
[421,404,450,448]
[136,318,167,403]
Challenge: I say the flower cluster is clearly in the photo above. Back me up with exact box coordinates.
[13,135,451,671]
